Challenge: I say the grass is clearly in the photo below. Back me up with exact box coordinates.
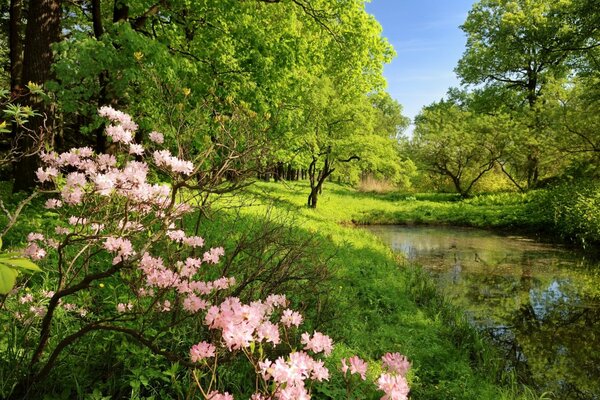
[221,180,546,399]
[1,180,547,399]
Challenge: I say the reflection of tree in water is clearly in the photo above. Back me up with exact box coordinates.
[511,280,600,399]
[368,225,600,399]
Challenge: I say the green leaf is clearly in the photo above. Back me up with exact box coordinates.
[0,257,42,272]
[0,264,18,294]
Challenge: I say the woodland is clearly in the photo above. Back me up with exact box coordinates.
[0,0,599,399]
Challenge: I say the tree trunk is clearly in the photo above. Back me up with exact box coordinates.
[12,0,61,193]
[307,155,334,208]
[9,0,23,94]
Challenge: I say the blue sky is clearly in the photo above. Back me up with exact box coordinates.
[365,0,475,126]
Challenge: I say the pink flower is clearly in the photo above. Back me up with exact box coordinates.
[61,185,84,205]
[256,321,280,345]
[183,236,204,247]
[166,229,186,243]
[342,356,367,380]
[301,331,333,355]
[152,150,194,175]
[29,305,46,317]
[55,226,70,235]
[40,150,59,166]
[203,247,225,264]
[97,153,117,169]
[103,237,134,264]
[377,373,410,400]
[20,293,34,304]
[94,173,116,196]
[149,131,164,144]
[190,341,216,362]
[44,199,62,209]
[207,392,233,400]
[36,167,59,183]
[98,106,138,131]
[281,309,303,328]
[129,143,144,155]
[183,294,207,313]
[24,242,46,260]
[106,125,133,144]
[341,358,349,375]
[68,216,88,226]
[116,302,133,313]
[311,359,329,381]
[381,352,411,376]
[27,233,44,242]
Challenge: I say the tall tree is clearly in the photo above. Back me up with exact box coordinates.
[456,0,599,188]
[12,0,61,192]
[412,100,512,197]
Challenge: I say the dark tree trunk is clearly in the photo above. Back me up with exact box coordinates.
[307,155,334,208]
[12,0,61,193]
[113,0,129,23]
[91,0,111,153]
[9,0,23,94]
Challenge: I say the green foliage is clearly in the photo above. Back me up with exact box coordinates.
[412,99,515,197]
[0,250,41,295]
[541,180,600,246]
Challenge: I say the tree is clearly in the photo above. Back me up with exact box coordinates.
[11,0,61,193]
[456,0,600,188]
[412,100,512,197]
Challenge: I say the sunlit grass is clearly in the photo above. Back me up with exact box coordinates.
[219,180,547,399]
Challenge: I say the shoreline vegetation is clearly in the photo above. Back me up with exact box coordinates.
[233,180,560,399]
[0,179,584,399]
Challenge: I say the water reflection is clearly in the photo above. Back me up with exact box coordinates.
[367,225,600,399]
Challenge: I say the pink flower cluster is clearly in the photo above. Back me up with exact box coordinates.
[301,331,334,355]
[377,352,411,400]
[103,237,134,264]
[99,106,138,132]
[259,351,329,399]
[341,355,368,380]
[33,108,195,213]
[138,250,232,314]
[190,341,216,362]
[204,296,291,350]
[153,149,194,175]
[207,392,233,400]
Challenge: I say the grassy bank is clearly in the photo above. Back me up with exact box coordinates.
[1,181,545,399]
[221,181,545,399]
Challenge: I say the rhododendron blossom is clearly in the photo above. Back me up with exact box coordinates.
[103,237,134,264]
[24,242,46,260]
[301,331,333,355]
[207,392,233,400]
[190,341,216,362]
[377,373,410,400]
[341,356,368,380]
[149,130,164,144]
[281,309,303,328]
[382,352,411,376]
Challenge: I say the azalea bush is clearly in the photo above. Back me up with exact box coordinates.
[0,108,410,399]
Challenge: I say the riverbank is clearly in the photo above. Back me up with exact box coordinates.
[230,181,548,399]
[1,180,545,399]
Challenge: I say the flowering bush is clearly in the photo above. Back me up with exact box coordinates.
[2,108,411,399]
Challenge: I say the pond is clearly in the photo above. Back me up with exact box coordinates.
[366,225,600,399]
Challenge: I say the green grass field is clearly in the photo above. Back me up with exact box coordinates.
[214,180,547,399]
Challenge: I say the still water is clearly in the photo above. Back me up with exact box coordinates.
[367,225,600,399]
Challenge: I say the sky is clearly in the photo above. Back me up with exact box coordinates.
[365,0,476,127]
